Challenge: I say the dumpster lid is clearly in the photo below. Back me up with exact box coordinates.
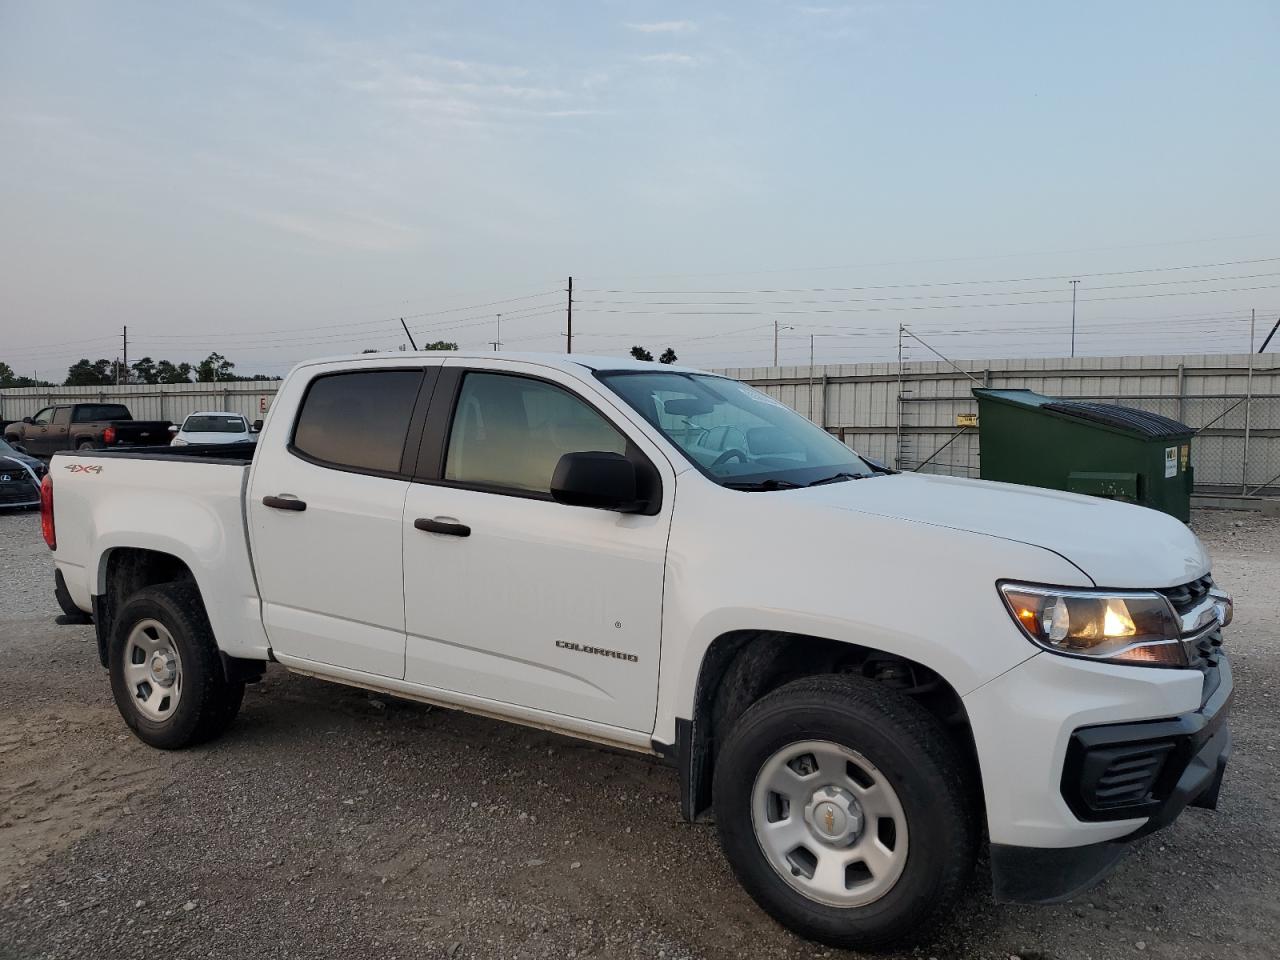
[1040,400,1192,439]
[972,388,1193,439]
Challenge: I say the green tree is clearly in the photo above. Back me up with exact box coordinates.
[196,352,235,382]
[131,356,159,384]
[0,363,54,387]
[422,341,458,351]
[156,360,194,384]
[64,358,114,386]
[659,347,678,365]
[630,346,654,361]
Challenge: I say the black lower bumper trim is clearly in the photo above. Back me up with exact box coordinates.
[991,840,1129,905]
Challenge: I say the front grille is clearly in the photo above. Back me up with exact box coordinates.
[1157,574,1214,616]
[0,479,38,504]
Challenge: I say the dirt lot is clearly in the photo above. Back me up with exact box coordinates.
[0,508,1277,960]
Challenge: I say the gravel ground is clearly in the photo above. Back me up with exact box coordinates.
[0,506,1277,960]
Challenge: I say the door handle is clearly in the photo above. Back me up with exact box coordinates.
[262,495,307,512]
[415,517,470,537]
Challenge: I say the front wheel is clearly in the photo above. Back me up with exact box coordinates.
[712,674,978,951]
[108,583,244,749]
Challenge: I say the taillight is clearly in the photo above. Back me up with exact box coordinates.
[40,474,56,550]
[103,425,116,445]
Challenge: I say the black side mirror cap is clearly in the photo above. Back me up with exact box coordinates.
[22,417,34,424]
[551,451,642,512]
[252,420,264,432]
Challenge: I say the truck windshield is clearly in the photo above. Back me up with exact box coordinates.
[183,415,247,433]
[599,371,875,488]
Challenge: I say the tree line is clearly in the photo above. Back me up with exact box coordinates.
[0,354,281,388]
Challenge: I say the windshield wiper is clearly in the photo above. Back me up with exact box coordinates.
[806,472,865,487]
[721,478,803,491]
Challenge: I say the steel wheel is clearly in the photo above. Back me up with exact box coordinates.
[122,618,183,722]
[750,739,909,908]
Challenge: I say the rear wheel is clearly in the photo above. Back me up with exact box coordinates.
[76,439,96,451]
[108,583,244,749]
[712,674,977,951]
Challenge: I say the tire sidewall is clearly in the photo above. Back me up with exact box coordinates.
[108,589,217,749]
[714,689,971,948]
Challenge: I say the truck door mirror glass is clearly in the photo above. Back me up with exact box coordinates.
[551,451,640,511]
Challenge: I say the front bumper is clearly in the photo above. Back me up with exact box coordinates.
[989,653,1232,904]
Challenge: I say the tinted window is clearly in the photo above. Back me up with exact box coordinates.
[72,404,131,422]
[183,415,247,433]
[445,373,626,495]
[292,370,423,474]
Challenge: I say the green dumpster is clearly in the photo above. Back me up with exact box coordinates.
[972,388,1195,522]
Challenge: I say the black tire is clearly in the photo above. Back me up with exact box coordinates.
[76,439,96,451]
[712,674,978,951]
[108,583,244,749]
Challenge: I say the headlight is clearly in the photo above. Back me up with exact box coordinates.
[171,438,188,446]
[999,582,1186,666]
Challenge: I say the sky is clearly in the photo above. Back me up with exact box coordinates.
[2,0,1280,381]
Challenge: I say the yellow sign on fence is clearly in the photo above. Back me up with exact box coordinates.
[956,413,978,428]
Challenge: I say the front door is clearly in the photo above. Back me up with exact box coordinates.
[23,407,56,456]
[401,363,673,732]
[248,364,437,678]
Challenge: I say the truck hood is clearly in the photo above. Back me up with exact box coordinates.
[787,472,1209,588]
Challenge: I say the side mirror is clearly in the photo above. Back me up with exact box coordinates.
[551,451,640,512]
[22,417,34,425]
[251,419,264,433]
[168,424,179,434]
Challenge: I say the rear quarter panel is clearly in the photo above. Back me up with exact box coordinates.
[51,453,270,659]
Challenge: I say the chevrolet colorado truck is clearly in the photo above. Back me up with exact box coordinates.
[40,353,1233,949]
[5,402,171,456]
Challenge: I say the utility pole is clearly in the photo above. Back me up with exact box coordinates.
[566,277,573,354]
[1069,280,1079,358]
[1243,308,1256,494]
[119,325,128,384]
[772,321,794,366]
[808,334,815,422]
[399,317,418,351]
[1259,314,1280,353]
[492,313,502,352]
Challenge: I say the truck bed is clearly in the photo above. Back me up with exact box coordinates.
[67,440,258,465]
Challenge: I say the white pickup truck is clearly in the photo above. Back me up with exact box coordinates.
[41,352,1233,949]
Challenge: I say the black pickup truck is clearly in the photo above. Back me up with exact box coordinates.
[2,403,171,457]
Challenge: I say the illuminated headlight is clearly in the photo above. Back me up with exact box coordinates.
[999,582,1187,666]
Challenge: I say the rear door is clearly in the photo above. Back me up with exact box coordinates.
[247,362,440,678]
[400,360,674,731]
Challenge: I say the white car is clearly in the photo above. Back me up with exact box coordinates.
[170,411,255,446]
[40,353,1233,950]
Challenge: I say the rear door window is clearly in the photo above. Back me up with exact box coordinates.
[72,404,131,422]
[291,370,424,475]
